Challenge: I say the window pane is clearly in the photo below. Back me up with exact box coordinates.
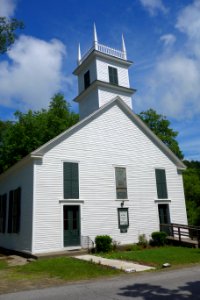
[115,167,127,199]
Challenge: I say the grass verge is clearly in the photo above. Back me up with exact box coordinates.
[0,256,122,282]
[15,256,122,280]
[103,246,200,268]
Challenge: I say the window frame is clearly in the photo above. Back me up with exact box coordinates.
[108,66,118,85]
[115,166,128,200]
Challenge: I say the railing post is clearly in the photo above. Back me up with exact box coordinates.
[171,224,174,237]
[178,226,181,241]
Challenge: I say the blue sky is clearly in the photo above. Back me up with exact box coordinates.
[0,0,200,160]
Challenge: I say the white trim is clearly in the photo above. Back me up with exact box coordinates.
[59,200,84,204]
[154,199,171,203]
[31,162,36,253]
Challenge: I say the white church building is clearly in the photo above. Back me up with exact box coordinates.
[0,26,187,255]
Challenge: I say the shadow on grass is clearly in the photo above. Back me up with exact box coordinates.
[118,281,200,299]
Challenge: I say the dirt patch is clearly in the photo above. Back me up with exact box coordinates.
[0,274,66,295]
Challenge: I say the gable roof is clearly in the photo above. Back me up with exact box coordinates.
[0,96,186,180]
[31,96,185,170]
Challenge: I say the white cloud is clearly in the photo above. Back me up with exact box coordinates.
[0,0,16,18]
[136,1,200,120]
[0,35,67,111]
[160,34,176,47]
[176,0,200,40]
[176,0,200,58]
[139,0,167,15]
[148,54,200,118]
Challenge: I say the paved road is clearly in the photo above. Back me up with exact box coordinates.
[1,265,200,299]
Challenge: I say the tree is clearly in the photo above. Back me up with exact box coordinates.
[138,109,184,159]
[0,17,24,54]
[0,93,79,173]
[183,161,200,226]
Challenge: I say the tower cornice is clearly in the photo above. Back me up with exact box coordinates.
[73,79,136,103]
[74,49,133,76]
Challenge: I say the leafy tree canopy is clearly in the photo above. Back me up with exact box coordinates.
[0,17,24,54]
[0,93,79,173]
[138,109,184,159]
[183,163,200,226]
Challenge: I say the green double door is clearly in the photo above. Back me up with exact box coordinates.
[63,206,80,247]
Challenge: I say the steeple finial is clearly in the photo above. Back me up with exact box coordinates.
[77,43,81,65]
[122,34,127,60]
[93,23,98,49]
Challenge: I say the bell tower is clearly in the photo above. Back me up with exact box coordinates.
[73,24,135,120]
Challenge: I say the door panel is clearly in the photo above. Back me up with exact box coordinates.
[158,204,171,235]
[63,206,80,247]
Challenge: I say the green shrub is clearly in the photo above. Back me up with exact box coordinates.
[138,234,148,248]
[151,231,167,246]
[95,235,112,253]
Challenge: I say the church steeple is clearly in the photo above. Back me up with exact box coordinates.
[73,25,135,120]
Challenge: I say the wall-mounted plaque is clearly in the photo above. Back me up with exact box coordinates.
[118,208,129,232]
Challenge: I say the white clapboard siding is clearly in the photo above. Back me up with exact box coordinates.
[98,87,132,109]
[79,89,99,120]
[33,104,187,253]
[0,162,34,253]
[96,57,130,87]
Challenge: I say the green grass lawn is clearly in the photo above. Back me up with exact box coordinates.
[0,259,7,270]
[103,246,200,268]
[9,257,122,281]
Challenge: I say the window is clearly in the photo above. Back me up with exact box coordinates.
[155,169,168,199]
[84,70,90,89]
[115,167,127,199]
[0,194,7,233]
[63,162,79,199]
[108,66,118,85]
[8,187,21,233]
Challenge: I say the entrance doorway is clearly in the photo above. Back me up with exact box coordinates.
[63,205,80,247]
[158,204,171,235]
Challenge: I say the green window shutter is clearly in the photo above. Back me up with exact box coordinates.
[64,162,79,199]
[2,194,7,233]
[15,187,21,233]
[108,66,118,85]
[71,163,79,199]
[0,194,5,233]
[8,190,13,233]
[155,169,168,199]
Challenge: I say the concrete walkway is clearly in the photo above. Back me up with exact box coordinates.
[75,254,155,273]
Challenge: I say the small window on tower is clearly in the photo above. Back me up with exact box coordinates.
[108,66,118,85]
[84,70,90,89]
